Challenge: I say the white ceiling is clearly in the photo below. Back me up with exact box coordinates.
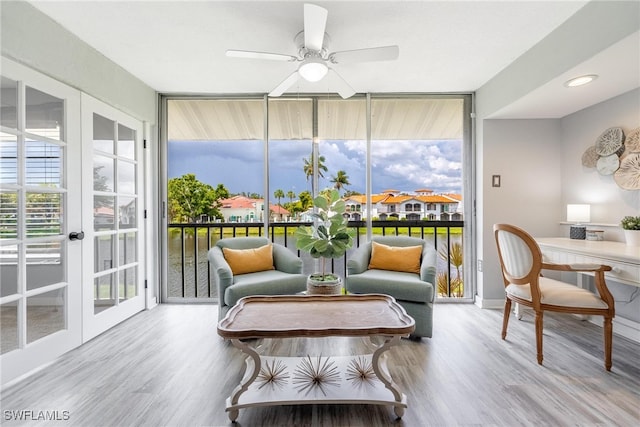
[26,0,639,118]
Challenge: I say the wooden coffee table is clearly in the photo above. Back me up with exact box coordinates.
[217,294,415,422]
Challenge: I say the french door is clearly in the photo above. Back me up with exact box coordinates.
[0,59,147,386]
[81,94,145,341]
[0,59,82,384]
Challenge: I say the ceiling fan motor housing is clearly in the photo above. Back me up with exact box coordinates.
[295,30,331,60]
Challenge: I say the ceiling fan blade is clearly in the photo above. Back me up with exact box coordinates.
[226,49,297,62]
[330,45,400,64]
[269,71,300,97]
[304,4,328,51]
[328,69,356,99]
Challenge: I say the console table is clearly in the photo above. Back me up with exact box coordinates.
[535,238,639,288]
[217,294,415,422]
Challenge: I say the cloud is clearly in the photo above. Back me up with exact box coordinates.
[168,138,462,196]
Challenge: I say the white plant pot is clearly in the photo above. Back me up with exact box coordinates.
[623,230,640,246]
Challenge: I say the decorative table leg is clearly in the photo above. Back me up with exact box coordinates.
[227,339,261,421]
[370,335,406,419]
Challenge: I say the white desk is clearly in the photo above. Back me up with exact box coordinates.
[535,238,640,342]
[535,238,640,288]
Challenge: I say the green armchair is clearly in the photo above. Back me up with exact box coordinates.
[346,236,437,338]
[208,237,307,320]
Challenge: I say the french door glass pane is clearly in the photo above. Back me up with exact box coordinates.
[117,161,135,194]
[25,139,62,187]
[119,232,136,266]
[0,243,17,296]
[118,196,136,228]
[1,301,18,354]
[93,155,114,192]
[0,190,18,239]
[25,86,64,140]
[93,114,115,154]
[25,192,62,237]
[0,133,17,184]
[26,241,63,291]
[94,273,115,314]
[117,124,135,160]
[94,195,115,230]
[26,288,66,344]
[119,267,137,301]
[0,77,18,129]
[94,234,115,273]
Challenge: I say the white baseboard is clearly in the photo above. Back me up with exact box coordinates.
[145,291,158,309]
[474,297,504,309]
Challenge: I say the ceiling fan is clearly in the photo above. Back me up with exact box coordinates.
[226,3,399,99]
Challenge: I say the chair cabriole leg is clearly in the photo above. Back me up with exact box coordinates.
[535,311,543,365]
[501,298,511,340]
[604,316,613,371]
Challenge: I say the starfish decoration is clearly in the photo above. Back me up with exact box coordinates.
[346,356,378,386]
[292,355,341,396]
[257,358,290,390]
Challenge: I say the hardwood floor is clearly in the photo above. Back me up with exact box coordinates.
[2,303,639,426]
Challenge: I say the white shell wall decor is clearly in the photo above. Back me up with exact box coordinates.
[614,153,640,190]
[582,125,639,190]
[581,145,599,167]
[595,127,625,156]
[596,153,620,175]
[625,127,640,152]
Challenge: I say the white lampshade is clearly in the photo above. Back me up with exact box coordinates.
[298,57,328,82]
[567,204,591,223]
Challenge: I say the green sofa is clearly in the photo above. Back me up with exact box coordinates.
[208,237,307,320]
[346,236,437,338]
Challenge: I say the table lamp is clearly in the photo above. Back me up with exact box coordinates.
[567,204,590,239]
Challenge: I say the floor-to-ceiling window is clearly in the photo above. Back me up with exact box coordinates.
[165,98,265,300]
[162,94,472,302]
[371,96,468,297]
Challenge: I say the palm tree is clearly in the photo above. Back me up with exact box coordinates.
[330,170,351,193]
[273,189,285,206]
[303,152,328,195]
[287,190,296,204]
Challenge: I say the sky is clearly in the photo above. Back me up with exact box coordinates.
[168,138,462,197]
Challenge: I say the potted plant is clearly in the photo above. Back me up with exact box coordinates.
[621,216,640,246]
[295,189,355,294]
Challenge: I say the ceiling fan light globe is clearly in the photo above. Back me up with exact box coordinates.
[299,58,328,82]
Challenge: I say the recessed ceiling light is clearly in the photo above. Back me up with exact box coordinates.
[564,74,598,88]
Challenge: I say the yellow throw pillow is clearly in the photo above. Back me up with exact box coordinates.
[222,244,275,275]
[368,241,422,274]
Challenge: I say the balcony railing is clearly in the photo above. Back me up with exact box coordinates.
[166,220,465,301]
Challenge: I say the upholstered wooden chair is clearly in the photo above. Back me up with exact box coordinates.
[493,223,615,370]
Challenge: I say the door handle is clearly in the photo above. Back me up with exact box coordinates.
[69,231,85,241]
